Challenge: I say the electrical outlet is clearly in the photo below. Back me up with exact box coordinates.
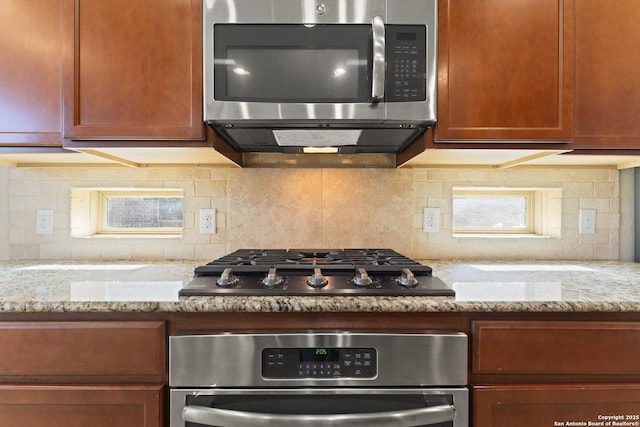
[579,209,596,234]
[199,208,216,234]
[35,209,53,235]
[423,207,440,233]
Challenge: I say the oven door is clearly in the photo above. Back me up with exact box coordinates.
[170,388,468,427]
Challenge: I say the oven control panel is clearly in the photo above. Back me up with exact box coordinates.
[262,347,377,379]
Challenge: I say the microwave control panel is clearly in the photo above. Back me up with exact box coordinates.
[262,347,377,379]
[385,25,427,102]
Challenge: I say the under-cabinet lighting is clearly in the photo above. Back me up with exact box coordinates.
[303,146,340,154]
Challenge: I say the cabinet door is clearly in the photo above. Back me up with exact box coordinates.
[0,384,163,427]
[436,0,574,142]
[0,0,63,146]
[474,385,640,427]
[62,0,204,140]
[574,0,640,149]
[0,321,165,383]
[472,320,640,377]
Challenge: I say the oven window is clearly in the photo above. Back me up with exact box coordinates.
[184,394,455,427]
[214,24,371,103]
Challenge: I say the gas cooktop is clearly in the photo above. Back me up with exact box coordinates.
[179,249,455,297]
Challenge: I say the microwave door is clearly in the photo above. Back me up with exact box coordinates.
[207,23,385,124]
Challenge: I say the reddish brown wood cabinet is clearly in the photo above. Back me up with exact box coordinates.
[472,320,640,377]
[574,0,640,149]
[472,321,640,426]
[0,321,165,382]
[62,0,205,141]
[0,0,64,146]
[0,385,163,427]
[0,321,165,426]
[436,0,574,142]
[474,385,640,427]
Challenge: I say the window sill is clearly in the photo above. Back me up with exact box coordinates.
[73,234,183,239]
[453,234,555,239]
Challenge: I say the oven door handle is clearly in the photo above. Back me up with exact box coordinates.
[183,403,455,427]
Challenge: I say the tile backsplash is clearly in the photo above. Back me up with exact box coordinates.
[0,166,9,260]
[1,165,628,261]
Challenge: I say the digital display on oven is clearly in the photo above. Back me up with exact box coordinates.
[299,348,340,362]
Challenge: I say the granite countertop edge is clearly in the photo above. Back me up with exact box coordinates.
[1,298,639,314]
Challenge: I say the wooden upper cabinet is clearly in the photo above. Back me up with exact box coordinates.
[574,0,640,149]
[62,0,205,140]
[0,0,64,146]
[436,0,574,142]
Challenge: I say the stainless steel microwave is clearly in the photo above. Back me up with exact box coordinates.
[203,0,437,154]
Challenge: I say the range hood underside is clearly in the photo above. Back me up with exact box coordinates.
[213,126,427,154]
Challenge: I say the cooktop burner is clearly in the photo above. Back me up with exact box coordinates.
[179,249,454,297]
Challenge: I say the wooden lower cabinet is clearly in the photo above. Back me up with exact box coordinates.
[472,321,640,376]
[0,321,166,426]
[0,384,163,426]
[473,385,640,427]
[0,321,166,382]
[472,321,640,426]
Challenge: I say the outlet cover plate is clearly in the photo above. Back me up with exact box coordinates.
[423,207,440,233]
[579,209,596,234]
[199,208,216,234]
[36,209,53,235]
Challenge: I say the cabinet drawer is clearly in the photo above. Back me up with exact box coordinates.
[0,321,165,379]
[0,384,163,427]
[473,385,640,427]
[473,321,640,375]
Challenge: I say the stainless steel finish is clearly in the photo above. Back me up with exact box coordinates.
[204,0,437,125]
[371,15,385,103]
[398,268,418,288]
[353,267,373,287]
[307,267,328,288]
[262,267,283,288]
[170,387,469,427]
[182,401,455,427]
[170,332,467,388]
[216,267,238,287]
[205,0,385,24]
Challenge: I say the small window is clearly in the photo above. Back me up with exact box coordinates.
[452,190,534,234]
[101,192,183,234]
[71,188,184,237]
[451,187,562,238]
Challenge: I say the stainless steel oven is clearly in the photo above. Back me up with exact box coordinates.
[170,332,468,427]
[203,0,437,154]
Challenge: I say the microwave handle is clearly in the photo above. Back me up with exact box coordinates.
[183,403,455,427]
[371,15,385,103]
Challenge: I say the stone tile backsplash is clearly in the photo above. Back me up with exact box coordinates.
[2,165,624,261]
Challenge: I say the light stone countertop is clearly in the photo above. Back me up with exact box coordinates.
[0,259,639,313]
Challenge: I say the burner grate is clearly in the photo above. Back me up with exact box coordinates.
[183,248,454,297]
